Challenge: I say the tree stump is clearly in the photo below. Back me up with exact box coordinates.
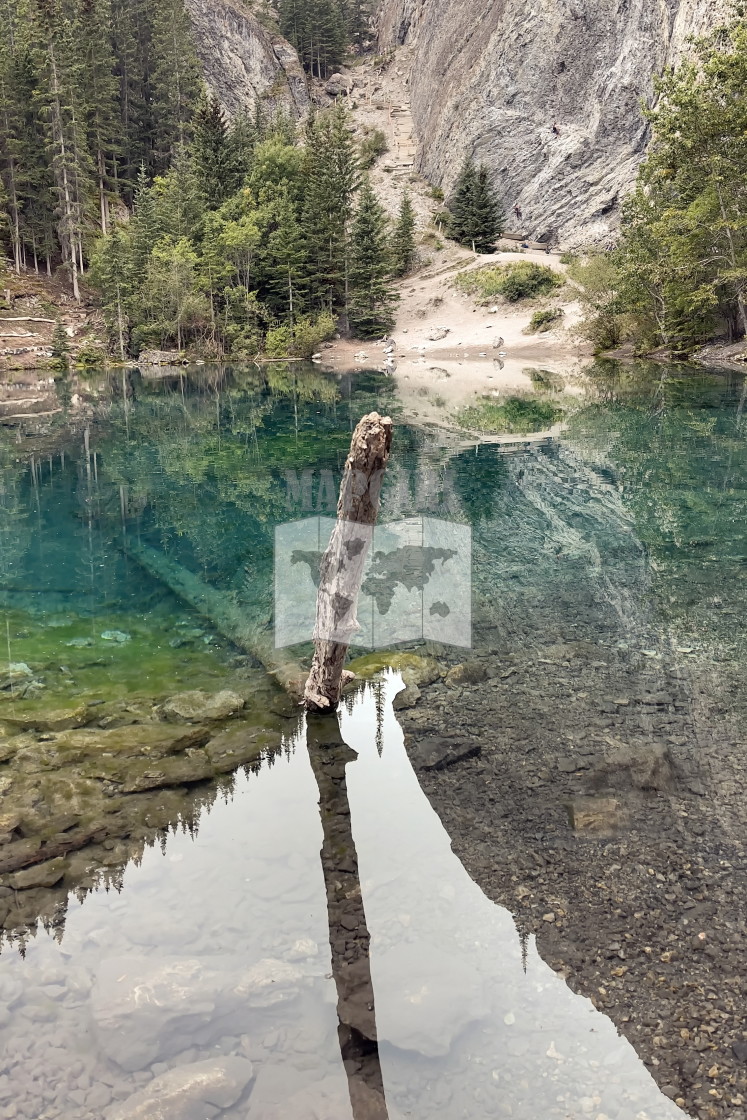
[304,412,393,712]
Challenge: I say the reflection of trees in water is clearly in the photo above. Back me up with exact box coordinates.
[0,739,294,956]
[0,450,31,597]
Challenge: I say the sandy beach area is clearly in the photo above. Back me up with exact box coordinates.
[319,247,590,426]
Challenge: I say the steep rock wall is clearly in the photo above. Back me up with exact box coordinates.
[377,0,723,244]
[185,0,308,119]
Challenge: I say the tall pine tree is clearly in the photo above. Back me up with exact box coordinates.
[349,176,396,338]
[448,156,504,252]
[392,189,415,276]
[303,102,358,313]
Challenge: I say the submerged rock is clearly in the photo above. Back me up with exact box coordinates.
[0,663,34,690]
[92,956,303,1071]
[11,723,210,772]
[106,1057,254,1120]
[567,796,624,835]
[1,703,90,733]
[408,736,480,771]
[347,652,442,689]
[11,856,66,890]
[376,941,489,1057]
[204,724,279,772]
[159,690,245,723]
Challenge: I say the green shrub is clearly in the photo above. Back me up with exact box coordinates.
[456,261,564,303]
[359,128,388,169]
[264,313,336,359]
[526,308,564,333]
[291,312,336,358]
[458,395,563,434]
[429,185,444,202]
[265,325,293,358]
[74,340,108,367]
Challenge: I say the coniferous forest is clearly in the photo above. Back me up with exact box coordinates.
[0,0,400,358]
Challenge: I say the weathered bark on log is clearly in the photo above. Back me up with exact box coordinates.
[304,412,393,713]
[123,539,306,697]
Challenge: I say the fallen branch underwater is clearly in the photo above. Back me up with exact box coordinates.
[123,538,306,698]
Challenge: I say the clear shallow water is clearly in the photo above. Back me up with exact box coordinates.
[0,675,685,1120]
[1,359,747,1118]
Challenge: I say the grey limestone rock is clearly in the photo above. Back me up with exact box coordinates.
[376,0,724,244]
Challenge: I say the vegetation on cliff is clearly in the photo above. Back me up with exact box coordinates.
[575,11,747,357]
[278,0,373,77]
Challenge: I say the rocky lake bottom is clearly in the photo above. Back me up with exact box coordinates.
[1,360,746,1119]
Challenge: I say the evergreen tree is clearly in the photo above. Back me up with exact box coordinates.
[110,0,151,192]
[618,13,747,351]
[343,0,371,53]
[348,176,396,338]
[392,190,415,276]
[89,222,133,357]
[192,93,244,209]
[33,0,97,300]
[303,102,358,312]
[149,0,202,169]
[448,156,477,247]
[14,49,58,272]
[51,317,70,370]
[256,184,308,325]
[279,0,346,77]
[79,0,120,233]
[129,164,159,272]
[448,156,504,252]
[152,144,204,239]
[0,1,23,272]
[471,165,505,252]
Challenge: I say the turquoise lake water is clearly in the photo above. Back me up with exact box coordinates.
[0,359,745,1119]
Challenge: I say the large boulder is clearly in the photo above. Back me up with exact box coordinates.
[204,724,280,773]
[106,1057,254,1120]
[11,724,210,773]
[92,956,303,1071]
[159,690,245,723]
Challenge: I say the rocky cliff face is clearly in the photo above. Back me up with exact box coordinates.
[185,0,308,119]
[377,0,723,244]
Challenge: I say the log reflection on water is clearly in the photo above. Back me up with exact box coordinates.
[307,714,390,1120]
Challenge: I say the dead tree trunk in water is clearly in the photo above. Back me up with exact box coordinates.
[304,412,393,713]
